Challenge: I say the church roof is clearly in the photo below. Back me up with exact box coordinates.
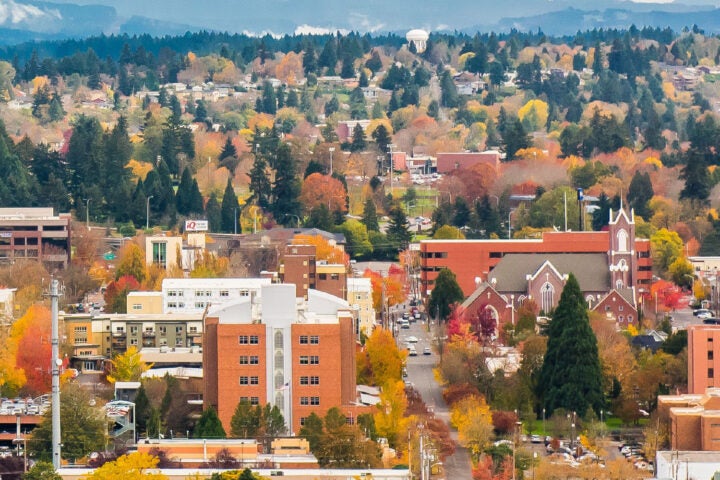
[488,253,610,293]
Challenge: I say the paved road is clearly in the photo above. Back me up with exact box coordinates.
[398,320,472,480]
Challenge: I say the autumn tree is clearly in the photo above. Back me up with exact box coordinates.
[107,346,152,383]
[651,228,684,276]
[84,452,168,480]
[359,327,406,387]
[13,304,51,395]
[373,379,409,449]
[450,395,495,459]
[291,234,349,264]
[300,173,347,216]
[363,269,405,313]
[538,274,603,417]
[104,275,141,314]
[115,242,147,283]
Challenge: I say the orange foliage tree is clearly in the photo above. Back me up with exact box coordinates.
[291,234,349,265]
[363,269,405,312]
[300,173,348,215]
[12,304,51,395]
[104,275,141,314]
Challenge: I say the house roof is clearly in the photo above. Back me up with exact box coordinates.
[631,334,664,352]
[461,281,499,309]
[488,253,610,293]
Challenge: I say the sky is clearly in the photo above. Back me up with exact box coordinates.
[7,0,720,34]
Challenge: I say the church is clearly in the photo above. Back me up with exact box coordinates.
[420,208,651,330]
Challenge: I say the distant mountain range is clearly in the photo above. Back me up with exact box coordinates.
[3,0,720,44]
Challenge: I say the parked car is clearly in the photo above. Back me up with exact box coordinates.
[408,346,418,356]
[406,336,419,343]
[694,309,713,318]
[423,346,432,355]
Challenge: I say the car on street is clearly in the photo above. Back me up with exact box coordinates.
[408,346,418,356]
[406,336,419,343]
[423,346,432,355]
[695,309,713,318]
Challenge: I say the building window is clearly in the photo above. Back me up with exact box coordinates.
[152,242,167,268]
[617,229,629,252]
[176,326,183,333]
[300,376,320,385]
[220,290,229,297]
[130,338,138,345]
[132,304,142,311]
[74,326,87,334]
[541,282,555,313]
[300,397,320,406]
[240,356,260,365]
[318,274,327,280]
[195,302,206,308]
[250,335,259,344]
[189,327,198,333]
[619,305,624,312]
[240,397,260,406]
[300,417,307,426]
[167,302,177,308]
[300,336,320,345]
[299,356,319,365]
[709,350,714,361]
[159,326,167,336]
[239,336,249,344]
[168,291,177,297]
[130,326,138,334]
[710,368,715,379]
[240,376,259,385]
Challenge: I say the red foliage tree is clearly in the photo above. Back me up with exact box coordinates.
[469,304,498,345]
[491,410,519,435]
[103,275,141,313]
[15,306,51,395]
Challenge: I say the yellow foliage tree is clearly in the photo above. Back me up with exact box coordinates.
[364,327,406,387]
[518,99,549,132]
[450,395,494,457]
[85,452,168,480]
[115,243,147,282]
[107,346,152,383]
[31,76,49,94]
[0,327,24,395]
[275,52,303,85]
[247,113,275,131]
[291,234,349,264]
[373,379,410,449]
[189,250,230,278]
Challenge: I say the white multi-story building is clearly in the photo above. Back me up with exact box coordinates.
[161,277,272,314]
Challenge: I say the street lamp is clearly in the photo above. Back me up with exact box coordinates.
[513,421,522,480]
[146,195,154,230]
[328,146,335,176]
[84,198,91,230]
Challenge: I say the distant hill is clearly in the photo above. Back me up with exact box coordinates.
[484,7,720,36]
[0,0,198,45]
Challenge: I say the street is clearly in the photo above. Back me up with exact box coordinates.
[398,318,473,480]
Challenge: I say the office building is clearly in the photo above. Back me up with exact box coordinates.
[0,207,71,269]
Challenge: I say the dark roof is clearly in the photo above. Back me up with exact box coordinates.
[631,335,664,352]
[488,253,610,293]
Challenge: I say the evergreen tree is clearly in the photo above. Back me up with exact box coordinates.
[428,268,464,321]
[262,81,277,114]
[194,100,208,122]
[386,206,411,253]
[627,171,654,220]
[194,408,226,439]
[362,197,379,232]
[221,178,239,233]
[206,192,222,232]
[286,89,299,108]
[189,179,204,215]
[271,143,302,225]
[592,41,604,76]
[231,399,260,438]
[440,70,459,108]
[502,118,531,160]
[175,167,195,215]
[538,274,604,417]
[249,154,272,209]
[48,95,65,122]
[324,95,340,117]
[350,123,367,152]
[371,124,391,155]
[306,204,334,231]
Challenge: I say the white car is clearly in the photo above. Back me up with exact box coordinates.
[406,336,419,343]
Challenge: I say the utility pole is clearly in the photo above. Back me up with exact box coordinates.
[84,199,91,231]
[328,146,335,176]
[146,195,154,230]
[388,144,396,197]
[49,278,61,469]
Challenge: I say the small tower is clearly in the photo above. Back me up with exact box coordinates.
[406,29,429,53]
[608,207,636,290]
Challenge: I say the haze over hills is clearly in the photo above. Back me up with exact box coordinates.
[2,0,720,43]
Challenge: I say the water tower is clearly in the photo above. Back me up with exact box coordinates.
[406,29,429,53]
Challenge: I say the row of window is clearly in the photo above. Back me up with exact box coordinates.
[420,252,448,259]
[239,356,321,365]
[238,376,320,386]
[238,336,320,345]
[300,416,355,426]
[300,397,320,405]
[167,290,232,297]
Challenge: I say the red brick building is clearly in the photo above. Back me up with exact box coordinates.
[280,244,347,300]
[203,284,365,434]
[688,324,720,394]
[436,151,501,174]
[423,208,650,325]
